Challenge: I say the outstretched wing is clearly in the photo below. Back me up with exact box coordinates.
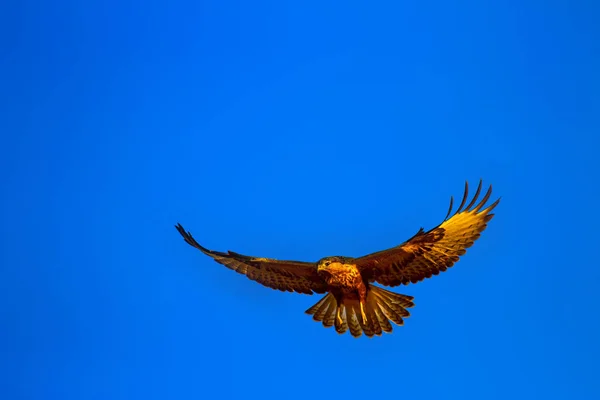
[175,223,328,294]
[355,180,500,287]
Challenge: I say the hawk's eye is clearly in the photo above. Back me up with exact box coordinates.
[325,261,330,266]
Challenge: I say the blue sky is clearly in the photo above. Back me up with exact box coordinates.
[2,1,599,399]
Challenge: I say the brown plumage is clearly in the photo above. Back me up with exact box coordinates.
[175,180,500,338]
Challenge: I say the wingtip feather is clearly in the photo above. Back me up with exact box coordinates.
[465,180,483,211]
[444,195,454,221]
[456,181,469,214]
[473,184,494,212]
[451,180,499,215]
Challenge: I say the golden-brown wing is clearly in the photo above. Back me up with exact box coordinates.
[355,180,500,287]
[175,223,328,294]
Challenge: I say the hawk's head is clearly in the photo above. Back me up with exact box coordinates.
[317,256,348,272]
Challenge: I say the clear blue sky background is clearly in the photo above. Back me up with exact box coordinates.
[2,1,599,399]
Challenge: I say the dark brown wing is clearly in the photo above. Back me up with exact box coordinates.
[355,180,500,287]
[175,223,328,294]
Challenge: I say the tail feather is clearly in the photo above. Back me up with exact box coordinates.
[305,285,415,338]
[305,295,329,315]
[371,291,410,322]
[313,294,334,322]
[365,299,383,336]
[322,300,337,328]
[345,304,362,337]
[373,304,393,332]
[374,296,406,326]
[373,289,414,312]
[371,286,415,326]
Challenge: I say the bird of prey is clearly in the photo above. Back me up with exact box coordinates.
[175,180,500,338]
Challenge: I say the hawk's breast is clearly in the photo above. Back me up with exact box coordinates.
[322,262,363,292]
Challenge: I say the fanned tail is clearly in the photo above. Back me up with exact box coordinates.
[305,285,415,338]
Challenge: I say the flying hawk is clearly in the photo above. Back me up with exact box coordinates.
[175,180,500,338]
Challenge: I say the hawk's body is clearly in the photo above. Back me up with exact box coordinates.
[176,180,500,338]
[318,258,364,295]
